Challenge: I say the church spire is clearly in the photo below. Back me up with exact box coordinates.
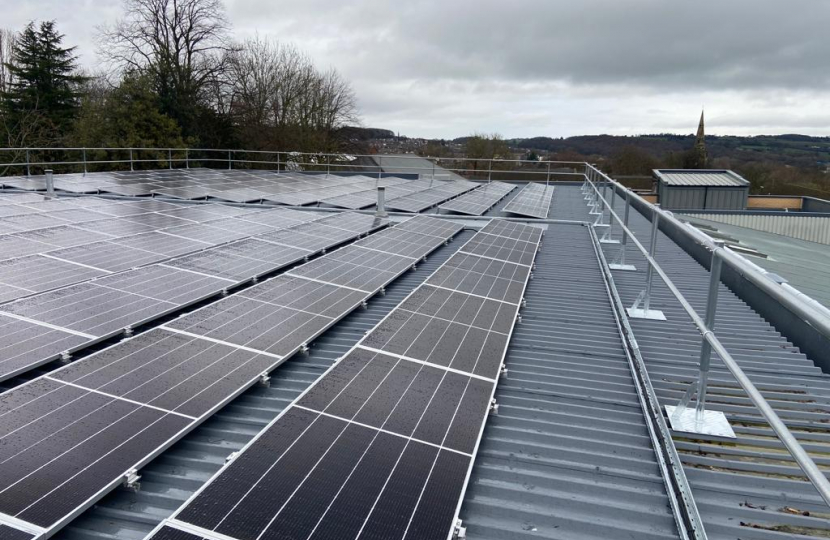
[692,109,708,168]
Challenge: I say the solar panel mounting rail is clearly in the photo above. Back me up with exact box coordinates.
[145,218,542,540]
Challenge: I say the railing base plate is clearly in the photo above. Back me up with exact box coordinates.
[600,238,620,244]
[627,307,666,320]
[609,263,636,271]
[665,405,736,439]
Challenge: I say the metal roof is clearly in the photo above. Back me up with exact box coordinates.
[681,212,830,245]
[681,215,830,309]
[654,170,750,187]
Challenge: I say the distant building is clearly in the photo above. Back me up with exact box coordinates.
[653,168,750,210]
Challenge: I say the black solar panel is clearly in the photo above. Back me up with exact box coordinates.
[147,218,540,540]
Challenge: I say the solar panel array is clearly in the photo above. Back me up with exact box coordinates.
[385,179,478,213]
[0,193,388,382]
[0,215,462,540]
[147,218,542,540]
[502,183,555,218]
[1,169,416,205]
[438,181,516,216]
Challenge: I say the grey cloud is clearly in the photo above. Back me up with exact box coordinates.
[4,0,829,137]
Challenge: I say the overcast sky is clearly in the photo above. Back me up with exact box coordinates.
[6,0,829,139]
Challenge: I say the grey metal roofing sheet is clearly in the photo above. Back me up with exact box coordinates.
[680,215,830,309]
[655,170,749,187]
[597,187,830,539]
[682,212,830,245]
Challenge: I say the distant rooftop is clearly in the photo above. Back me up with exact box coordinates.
[654,169,750,187]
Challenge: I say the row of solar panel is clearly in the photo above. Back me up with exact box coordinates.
[439,181,516,216]
[0,193,362,301]
[3,169,484,209]
[385,180,479,213]
[2,169,413,205]
[502,183,555,218]
[0,215,465,540]
[0,205,387,382]
[149,219,542,540]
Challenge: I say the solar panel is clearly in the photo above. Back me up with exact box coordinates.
[355,228,445,259]
[458,233,539,266]
[45,241,166,272]
[110,231,211,257]
[0,524,33,540]
[0,282,174,338]
[385,181,477,213]
[0,255,107,297]
[502,183,554,218]
[12,225,112,250]
[146,219,539,540]
[163,247,299,283]
[439,182,516,216]
[0,235,54,260]
[73,217,157,237]
[0,313,89,380]
[93,265,231,305]
[393,215,465,239]
[0,216,461,540]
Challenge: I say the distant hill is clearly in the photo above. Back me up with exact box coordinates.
[510,134,830,169]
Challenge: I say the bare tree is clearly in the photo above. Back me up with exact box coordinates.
[226,36,359,152]
[99,0,235,136]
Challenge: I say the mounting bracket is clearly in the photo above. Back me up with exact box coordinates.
[122,469,141,492]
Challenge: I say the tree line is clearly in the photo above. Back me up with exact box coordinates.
[1,0,359,172]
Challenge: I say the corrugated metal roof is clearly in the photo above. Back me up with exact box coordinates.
[460,219,679,539]
[681,215,830,309]
[655,170,749,187]
[599,190,830,539]
[681,212,830,245]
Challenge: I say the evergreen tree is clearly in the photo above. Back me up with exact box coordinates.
[1,21,86,137]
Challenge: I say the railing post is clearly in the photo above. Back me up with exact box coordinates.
[185,149,190,169]
[168,148,172,169]
[667,242,734,437]
[376,186,387,217]
[26,149,31,176]
[610,190,636,271]
[600,182,618,242]
[546,162,551,186]
[695,245,723,423]
[45,169,54,199]
[378,155,383,181]
[129,149,134,171]
[627,207,666,320]
[488,160,492,184]
[83,148,87,176]
[228,150,232,170]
